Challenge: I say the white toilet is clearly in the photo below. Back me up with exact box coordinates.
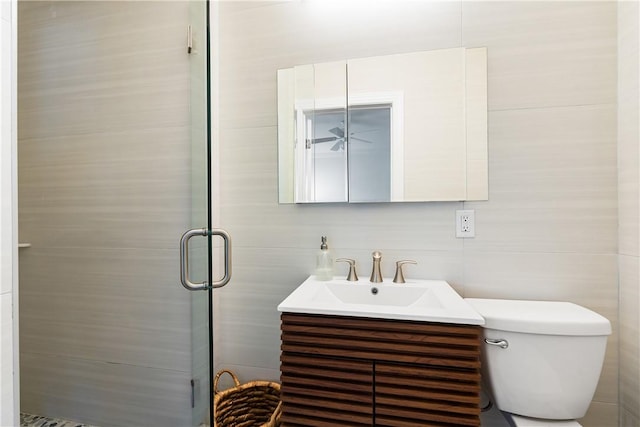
[465,298,611,427]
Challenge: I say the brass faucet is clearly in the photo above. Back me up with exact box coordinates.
[370,251,383,283]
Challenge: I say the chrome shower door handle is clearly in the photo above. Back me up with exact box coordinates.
[180,228,209,291]
[210,228,232,289]
[180,228,233,291]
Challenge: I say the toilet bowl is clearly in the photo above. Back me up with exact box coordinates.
[465,298,611,427]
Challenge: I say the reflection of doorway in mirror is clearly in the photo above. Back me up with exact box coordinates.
[302,106,392,203]
[347,105,391,202]
[301,108,348,202]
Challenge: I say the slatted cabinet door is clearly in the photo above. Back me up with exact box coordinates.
[375,362,481,426]
[280,354,373,426]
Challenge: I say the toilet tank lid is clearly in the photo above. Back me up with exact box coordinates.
[464,298,612,336]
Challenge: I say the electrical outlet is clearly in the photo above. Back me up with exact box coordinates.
[456,210,475,238]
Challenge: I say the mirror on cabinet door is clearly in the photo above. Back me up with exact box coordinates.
[277,47,488,204]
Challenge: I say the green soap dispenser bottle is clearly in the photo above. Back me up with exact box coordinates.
[315,236,334,281]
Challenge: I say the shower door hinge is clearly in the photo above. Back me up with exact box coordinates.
[190,378,201,408]
[187,25,193,54]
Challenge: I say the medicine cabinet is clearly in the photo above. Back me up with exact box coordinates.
[277,47,488,203]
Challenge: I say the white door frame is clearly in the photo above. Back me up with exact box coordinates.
[0,0,19,424]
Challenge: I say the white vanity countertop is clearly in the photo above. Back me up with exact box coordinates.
[278,276,485,326]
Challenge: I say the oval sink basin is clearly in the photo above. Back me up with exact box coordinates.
[278,276,484,325]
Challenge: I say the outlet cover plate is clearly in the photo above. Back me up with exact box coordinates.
[456,209,475,238]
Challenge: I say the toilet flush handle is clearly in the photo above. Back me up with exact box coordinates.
[485,338,509,349]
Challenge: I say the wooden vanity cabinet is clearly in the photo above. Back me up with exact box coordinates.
[280,313,481,427]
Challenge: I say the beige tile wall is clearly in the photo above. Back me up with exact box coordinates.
[214,2,620,426]
[18,2,197,425]
[618,0,640,425]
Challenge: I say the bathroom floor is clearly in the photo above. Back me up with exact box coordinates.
[21,410,504,427]
[20,413,97,427]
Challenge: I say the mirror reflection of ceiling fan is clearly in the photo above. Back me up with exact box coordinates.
[307,122,376,151]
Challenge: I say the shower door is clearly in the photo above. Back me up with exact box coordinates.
[16,1,228,425]
[183,1,231,425]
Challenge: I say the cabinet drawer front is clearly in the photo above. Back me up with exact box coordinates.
[280,353,373,426]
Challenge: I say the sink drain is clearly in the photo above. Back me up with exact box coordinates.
[371,287,379,295]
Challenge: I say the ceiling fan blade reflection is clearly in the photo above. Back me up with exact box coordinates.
[330,140,344,151]
[350,136,374,143]
[311,136,338,143]
[351,128,381,134]
[328,126,345,138]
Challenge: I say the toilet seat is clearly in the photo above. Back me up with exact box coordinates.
[504,413,582,427]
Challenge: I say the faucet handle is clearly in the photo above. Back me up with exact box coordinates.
[336,258,359,281]
[393,260,417,284]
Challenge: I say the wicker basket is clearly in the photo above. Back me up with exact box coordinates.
[213,370,282,427]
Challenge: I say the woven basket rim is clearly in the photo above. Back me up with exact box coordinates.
[213,380,281,405]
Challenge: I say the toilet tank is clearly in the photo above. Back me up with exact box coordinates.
[465,299,611,420]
